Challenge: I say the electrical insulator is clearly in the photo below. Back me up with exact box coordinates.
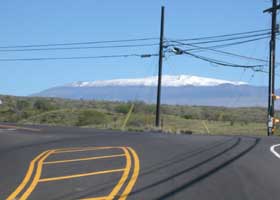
[273,118,280,124]
[272,94,280,100]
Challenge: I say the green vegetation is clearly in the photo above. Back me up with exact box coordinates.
[76,110,108,126]
[0,95,277,136]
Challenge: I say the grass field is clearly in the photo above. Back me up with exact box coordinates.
[0,95,277,136]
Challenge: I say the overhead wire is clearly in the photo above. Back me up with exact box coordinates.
[228,40,259,107]
[0,37,159,49]
[229,71,256,107]
[189,36,271,50]
[0,53,158,62]
[0,28,274,64]
[0,28,269,49]
[180,50,264,70]
[0,43,159,52]
[0,33,269,52]
[168,32,271,46]
[167,35,271,52]
[169,41,279,65]
[166,28,271,42]
[0,31,267,52]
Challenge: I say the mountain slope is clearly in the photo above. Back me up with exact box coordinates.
[32,75,270,107]
[66,75,247,87]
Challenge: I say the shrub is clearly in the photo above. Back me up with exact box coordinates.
[114,104,131,114]
[16,100,30,111]
[182,114,193,120]
[127,114,152,127]
[77,110,108,126]
[33,99,53,111]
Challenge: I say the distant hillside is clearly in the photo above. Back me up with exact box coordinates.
[33,85,273,107]
[31,75,274,107]
[0,94,274,135]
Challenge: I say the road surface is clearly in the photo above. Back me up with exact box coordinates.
[1,124,280,200]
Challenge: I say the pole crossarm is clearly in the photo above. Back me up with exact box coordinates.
[263,4,280,13]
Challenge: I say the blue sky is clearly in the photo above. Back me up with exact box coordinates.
[0,0,277,96]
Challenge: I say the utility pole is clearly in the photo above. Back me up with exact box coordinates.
[264,0,280,136]
[156,6,165,127]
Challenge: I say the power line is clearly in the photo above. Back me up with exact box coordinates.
[166,28,271,42]
[171,47,278,75]
[180,50,265,70]
[167,32,270,46]
[9,33,269,53]
[0,53,158,62]
[229,71,256,107]
[0,37,159,49]
[5,33,268,53]
[0,43,159,52]
[186,36,271,51]
[171,41,275,64]
[0,28,270,50]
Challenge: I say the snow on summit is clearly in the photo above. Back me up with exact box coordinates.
[67,75,247,87]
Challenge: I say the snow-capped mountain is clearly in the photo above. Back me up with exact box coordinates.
[66,75,247,87]
[32,74,273,107]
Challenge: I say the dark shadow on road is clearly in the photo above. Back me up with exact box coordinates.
[4,133,259,200]
[129,137,242,197]
[152,137,260,200]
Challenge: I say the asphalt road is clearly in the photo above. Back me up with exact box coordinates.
[1,125,280,200]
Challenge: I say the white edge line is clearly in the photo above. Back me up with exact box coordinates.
[270,144,280,159]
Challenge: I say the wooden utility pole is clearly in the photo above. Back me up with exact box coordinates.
[156,6,165,127]
[264,0,280,136]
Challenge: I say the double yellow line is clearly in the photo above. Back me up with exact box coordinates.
[107,147,139,200]
[6,149,52,200]
[6,146,140,200]
[0,124,40,132]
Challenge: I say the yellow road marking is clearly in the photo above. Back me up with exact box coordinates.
[54,146,115,154]
[80,196,108,200]
[20,150,55,200]
[0,124,40,132]
[119,147,140,200]
[7,146,140,200]
[121,103,134,130]
[202,120,210,134]
[44,154,126,165]
[38,168,125,183]
[107,147,131,199]
[6,150,50,200]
